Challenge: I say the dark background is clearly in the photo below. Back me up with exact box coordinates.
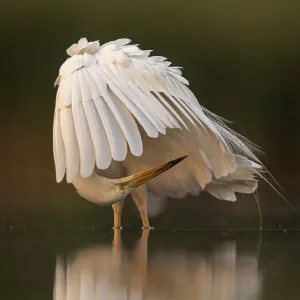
[0,0,299,230]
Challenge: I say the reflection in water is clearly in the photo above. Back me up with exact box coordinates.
[53,231,261,300]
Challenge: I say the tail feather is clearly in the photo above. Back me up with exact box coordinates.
[205,155,262,201]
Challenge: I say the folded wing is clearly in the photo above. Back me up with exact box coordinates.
[53,38,258,185]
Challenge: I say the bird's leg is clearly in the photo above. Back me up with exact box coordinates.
[131,186,152,229]
[112,200,124,229]
[112,228,122,258]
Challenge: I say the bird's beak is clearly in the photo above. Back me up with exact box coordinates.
[117,156,187,190]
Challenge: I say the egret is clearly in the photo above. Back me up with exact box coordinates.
[53,37,264,229]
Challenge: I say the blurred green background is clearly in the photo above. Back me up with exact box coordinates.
[0,0,299,230]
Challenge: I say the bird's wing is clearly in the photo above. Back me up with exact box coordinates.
[54,38,253,184]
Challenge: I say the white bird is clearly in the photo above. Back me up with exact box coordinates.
[53,37,264,229]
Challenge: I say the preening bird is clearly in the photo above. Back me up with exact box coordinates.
[53,37,265,229]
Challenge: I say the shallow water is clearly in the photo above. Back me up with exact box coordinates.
[1,229,300,300]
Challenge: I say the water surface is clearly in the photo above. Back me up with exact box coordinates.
[1,230,300,300]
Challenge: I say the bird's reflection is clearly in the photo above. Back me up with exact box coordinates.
[53,230,261,300]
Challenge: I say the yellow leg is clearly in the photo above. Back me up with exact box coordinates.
[131,186,151,229]
[112,200,124,229]
[112,228,122,249]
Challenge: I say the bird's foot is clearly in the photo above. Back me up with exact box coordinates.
[112,226,123,230]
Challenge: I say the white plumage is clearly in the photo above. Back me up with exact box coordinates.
[53,37,264,227]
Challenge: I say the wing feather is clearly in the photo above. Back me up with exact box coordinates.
[93,95,128,161]
[94,64,162,136]
[99,63,165,132]
[53,108,66,182]
[89,62,143,154]
[101,58,172,133]
[127,83,169,131]
[82,67,129,161]
[101,88,143,156]
[126,70,181,129]
[128,58,198,129]
[116,63,177,127]
[87,66,158,139]
[54,38,260,185]
[206,185,237,202]
[151,91,186,129]
[72,71,95,178]
[60,107,80,183]
[56,76,72,108]
[79,72,111,170]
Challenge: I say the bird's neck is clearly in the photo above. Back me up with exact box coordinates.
[72,172,123,205]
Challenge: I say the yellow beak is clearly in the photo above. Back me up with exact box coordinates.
[117,156,187,190]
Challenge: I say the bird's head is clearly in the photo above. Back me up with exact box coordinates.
[73,156,188,206]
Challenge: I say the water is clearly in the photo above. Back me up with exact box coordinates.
[1,229,300,300]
